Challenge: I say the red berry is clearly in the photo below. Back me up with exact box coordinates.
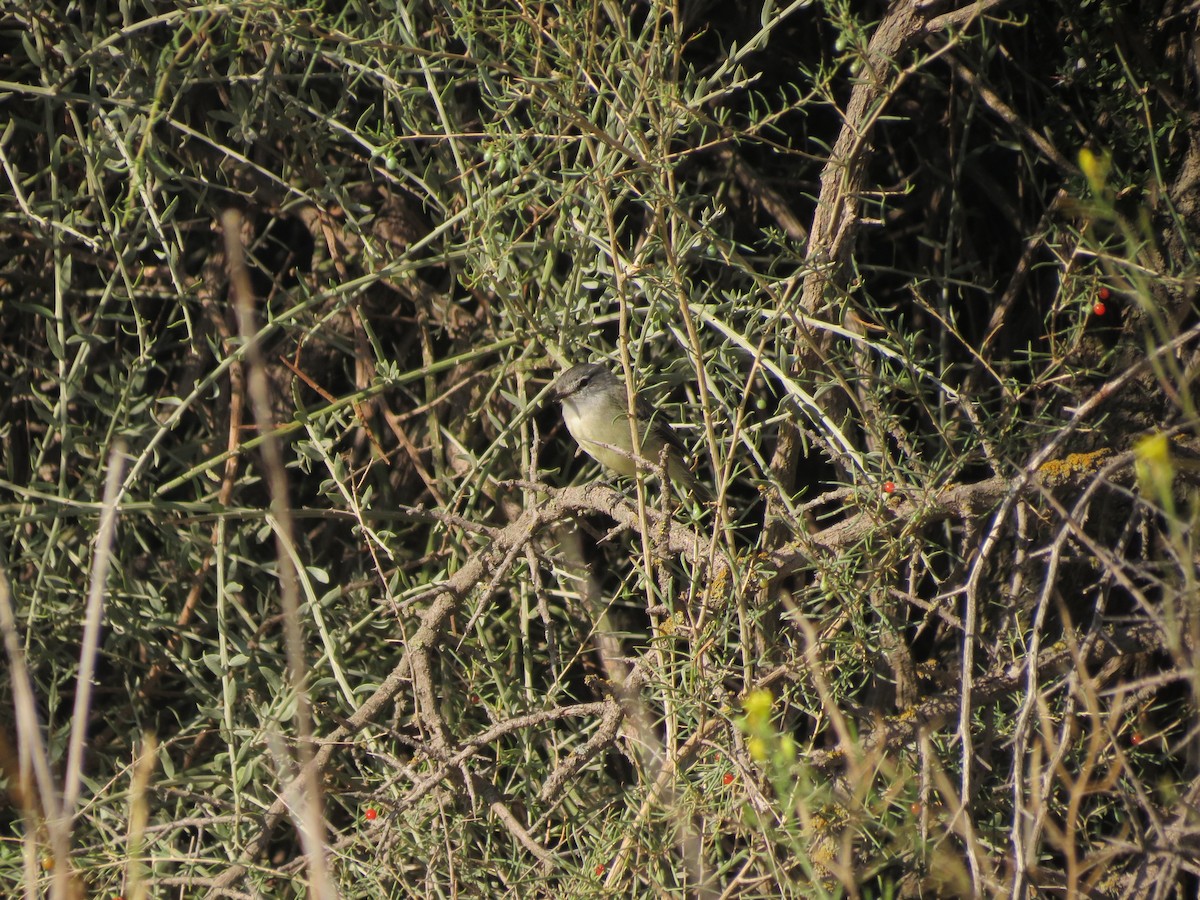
[1131,732,1144,746]
[364,808,378,821]
[1093,302,1106,317]
[723,772,735,786]
[595,864,606,876]
[883,481,895,494]
[1098,286,1111,300]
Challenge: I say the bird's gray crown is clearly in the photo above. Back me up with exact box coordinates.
[552,362,620,401]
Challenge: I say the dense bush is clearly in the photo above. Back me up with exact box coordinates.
[1,1,1198,896]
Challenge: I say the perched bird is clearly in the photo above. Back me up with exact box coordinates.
[551,362,706,500]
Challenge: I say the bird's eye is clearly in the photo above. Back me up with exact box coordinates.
[578,375,590,388]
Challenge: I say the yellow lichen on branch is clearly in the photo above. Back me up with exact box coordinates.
[1037,449,1113,485]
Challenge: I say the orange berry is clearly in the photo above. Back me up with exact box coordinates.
[722,772,735,786]
[1093,302,1107,316]
[883,481,895,494]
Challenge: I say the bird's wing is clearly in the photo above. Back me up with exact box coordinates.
[636,394,691,456]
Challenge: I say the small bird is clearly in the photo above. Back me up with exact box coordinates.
[551,362,706,499]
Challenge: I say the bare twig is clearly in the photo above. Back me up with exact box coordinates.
[222,209,334,899]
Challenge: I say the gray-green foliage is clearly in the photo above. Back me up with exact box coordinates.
[1,0,1198,897]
